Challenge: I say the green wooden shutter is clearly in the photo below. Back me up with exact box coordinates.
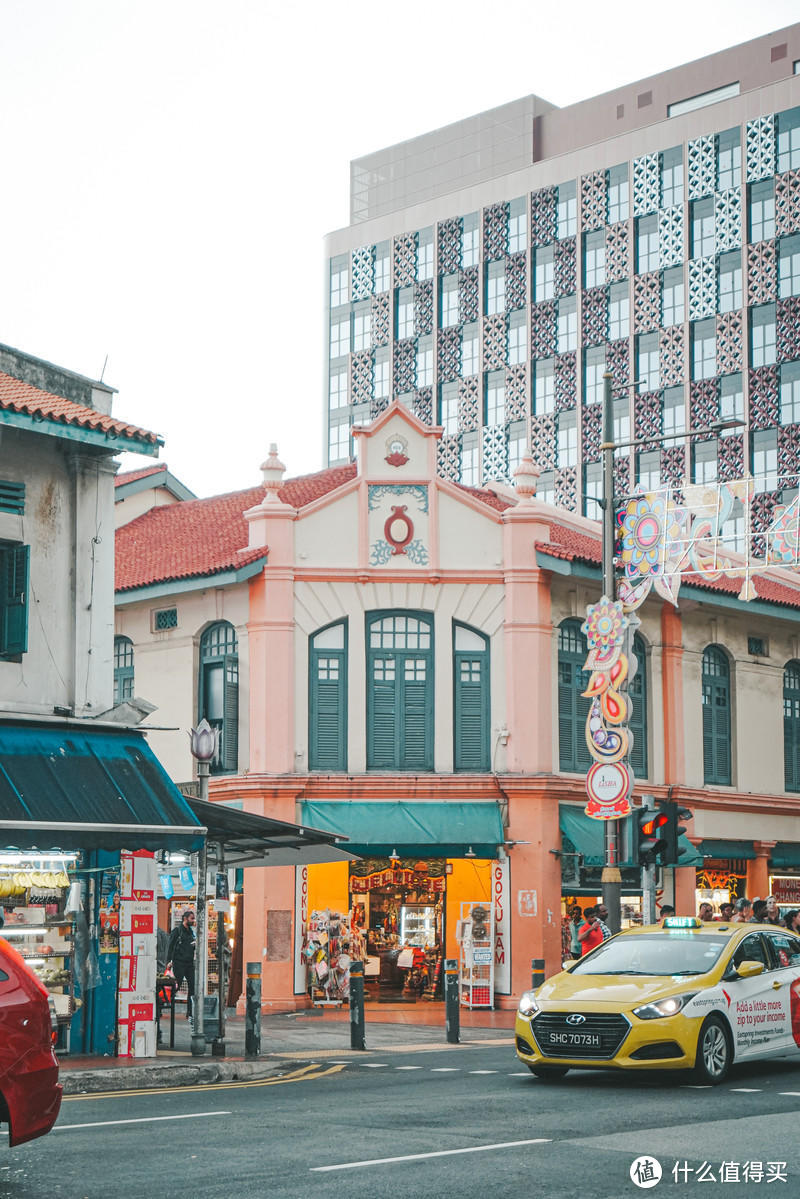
[702,648,730,785]
[222,654,239,772]
[558,659,575,770]
[0,543,29,657]
[714,682,731,784]
[310,650,346,771]
[369,656,398,768]
[454,655,488,771]
[629,635,648,778]
[401,657,432,770]
[785,665,800,792]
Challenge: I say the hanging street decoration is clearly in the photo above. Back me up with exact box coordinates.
[581,596,638,820]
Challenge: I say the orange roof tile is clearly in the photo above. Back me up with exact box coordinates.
[0,371,159,446]
[115,463,167,487]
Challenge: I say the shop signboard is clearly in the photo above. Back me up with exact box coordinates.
[492,859,510,994]
[118,851,157,1058]
[772,876,800,905]
[294,866,309,994]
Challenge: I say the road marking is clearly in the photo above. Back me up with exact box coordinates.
[311,1137,552,1172]
[430,1067,460,1072]
[729,1087,761,1092]
[779,1091,800,1096]
[56,1111,230,1132]
[360,1062,389,1068]
[469,1070,497,1075]
[61,1063,345,1101]
[509,1072,531,1077]
[395,1066,423,1070]
[681,1085,712,1089]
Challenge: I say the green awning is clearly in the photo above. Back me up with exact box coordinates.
[0,720,205,852]
[299,800,504,859]
[771,843,800,868]
[559,805,702,869]
[698,839,756,860]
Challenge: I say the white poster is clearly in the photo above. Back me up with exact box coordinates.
[294,865,309,994]
[492,858,510,994]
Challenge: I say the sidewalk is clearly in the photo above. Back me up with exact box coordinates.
[60,1003,517,1095]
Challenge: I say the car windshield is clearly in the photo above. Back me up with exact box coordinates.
[570,933,729,977]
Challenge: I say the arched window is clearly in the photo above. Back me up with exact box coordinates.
[113,635,134,704]
[366,611,433,771]
[629,634,648,779]
[558,619,593,773]
[199,622,238,774]
[309,621,348,771]
[453,623,490,771]
[784,661,800,792]
[702,645,731,786]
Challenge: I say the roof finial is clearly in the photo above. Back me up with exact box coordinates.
[260,443,286,501]
[512,449,540,503]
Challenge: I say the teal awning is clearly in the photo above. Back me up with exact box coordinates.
[299,800,504,859]
[698,839,756,860]
[559,805,702,869]
[771,843,800,868]
[0,720,205,852]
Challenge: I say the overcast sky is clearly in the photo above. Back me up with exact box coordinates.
[1,1,798,498]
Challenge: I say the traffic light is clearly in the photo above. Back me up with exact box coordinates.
[661,802,693,866]
[633,802,669,866]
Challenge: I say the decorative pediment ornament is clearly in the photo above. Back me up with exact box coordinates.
[385,434,409,467]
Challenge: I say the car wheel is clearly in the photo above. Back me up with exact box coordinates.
[527,1065,569,1080]
[693,1015,732,1085]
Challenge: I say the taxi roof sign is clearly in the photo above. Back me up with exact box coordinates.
[663,916,701,929]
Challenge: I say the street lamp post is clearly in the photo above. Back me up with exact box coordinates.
[600,372,622,932]
[189,719,218,1058]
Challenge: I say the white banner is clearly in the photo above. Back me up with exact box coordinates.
[492,858,510,994]
[294,865,309,994]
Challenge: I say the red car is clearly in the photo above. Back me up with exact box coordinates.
[0,936,62,1146]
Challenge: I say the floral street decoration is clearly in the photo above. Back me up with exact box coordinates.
[581,595,637,820]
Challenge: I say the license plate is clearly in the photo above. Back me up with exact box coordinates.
[543,1031,602,1047]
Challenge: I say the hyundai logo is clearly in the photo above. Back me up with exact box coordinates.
[565,1014,586,1025]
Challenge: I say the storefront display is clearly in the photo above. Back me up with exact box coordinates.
[304,909,365,1004]
[457,901,494,1009]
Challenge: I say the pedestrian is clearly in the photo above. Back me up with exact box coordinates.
[565,904,583,960]
[578,906,604,956]
[783,909,800,934]
[594,904,612,941]
[764,896,782,926]
[719,901,734,922]
[749,898,768,923]
[659,904,675,920]
[166,908,196,1018]
[732,897,752,922]
[698,901,714,922]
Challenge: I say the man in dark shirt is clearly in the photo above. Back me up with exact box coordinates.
[167,909,196,1018]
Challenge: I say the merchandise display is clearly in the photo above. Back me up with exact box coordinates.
[304,909,366,1004]
[458,900,494,1009]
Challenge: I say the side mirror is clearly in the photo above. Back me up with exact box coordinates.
[736,959,764,979]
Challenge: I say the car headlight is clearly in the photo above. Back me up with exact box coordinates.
[633,992,698,1020]
[517,990,539,1017]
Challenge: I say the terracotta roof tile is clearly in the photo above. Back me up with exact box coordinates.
[115,463,167,487]
[0,371,159,446]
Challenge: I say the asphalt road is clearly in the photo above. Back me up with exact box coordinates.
[4,1043,800,1198]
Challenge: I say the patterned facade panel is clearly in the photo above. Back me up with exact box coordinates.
[775,170,800,238]
[661,444,687,487]
[459,267,480,324]
[659,204,684,268]
[393,233,416,287]
[458,376,480,433]
[554,237,577,298]
[437,327,461,383]
[438,218,461,275]
[748,365,779,430]
[482,425,509,483]
[606,338,630,391]
[437,434,461,481]
[606,221,630,284]
[531,414,556,471]
[632,153,659,216]
[777,296,800,363]
[747,241,777,305]
[689,379,719,435]
[351,246,374,301]
[633,392,661,442]
[506,365,528,422]
[370,394,390,420]
[688,135,715,200]
[660,326,685,387]
[581,170,606,231]
[778,425,800,487]
[393,339,416,393]
[530,301,557,358]
[613,456,630,499]
[715,187,742,253]
[751,490,780,557]
[413,387,433,426]
[530,187,557,248]
[554,352,577,413]
[746,115,776,183]
[718,433,744,482]
[415,280,434,336]
[507,253,527,311]
[634,272,661,333]
[372,293,390,346]
[716,311,743,376]
[483,315,507,371]
[582,287,607,346]
[555,467,577,512]
[582,402,601,461]
[483,202,509,261]
[351,351,372,406]
[688,256,717,320]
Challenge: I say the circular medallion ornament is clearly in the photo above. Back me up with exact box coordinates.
[384,505,414,555]
[585,761,633,820]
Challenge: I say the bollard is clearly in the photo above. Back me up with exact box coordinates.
[444,958,460,1044]
[349,961,366,1050]
[245,961,261,1058]
[531,958,545,991]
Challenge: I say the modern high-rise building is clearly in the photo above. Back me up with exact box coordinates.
[323,23,800,542]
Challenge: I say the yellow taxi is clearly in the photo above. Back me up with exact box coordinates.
[515,917,800,1084]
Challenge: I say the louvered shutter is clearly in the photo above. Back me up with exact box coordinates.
[310,652,346,771]
[454,655,488,771]
[0,544,29,656]
[369,656,398,768]
[702,682,715,781]
[401,658,431,770]
[558,660,576,770]
[222,654,239,772]
[713,681,731,785]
